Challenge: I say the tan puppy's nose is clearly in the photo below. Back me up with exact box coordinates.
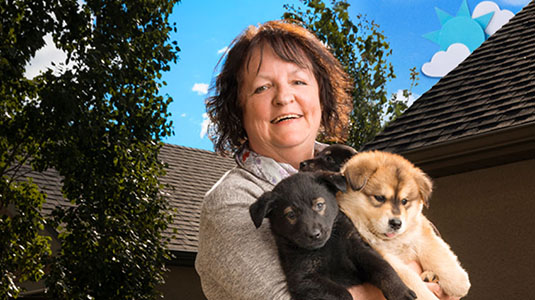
[388,218,402,230]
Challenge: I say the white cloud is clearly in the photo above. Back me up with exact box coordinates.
[192,83,209,95]
[422,43,471,78]
[473,1,515,36]
[180,113,186,117]
[393,89,420,108]
[200,113,211,139]
[217,46,229,55]
[24,34,71,79]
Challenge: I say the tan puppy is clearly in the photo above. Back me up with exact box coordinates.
[338,151,470,300]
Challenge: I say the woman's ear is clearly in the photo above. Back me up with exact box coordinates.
[249,192,276,228]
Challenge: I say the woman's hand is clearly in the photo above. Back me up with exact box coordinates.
[346,261,461,300]
[347,283,385,300]
[425,281,460,300]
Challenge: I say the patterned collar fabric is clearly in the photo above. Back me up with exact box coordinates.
[235,142,327,186]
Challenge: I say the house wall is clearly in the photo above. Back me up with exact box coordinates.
[160,266,206,300]
[424,159,535,299]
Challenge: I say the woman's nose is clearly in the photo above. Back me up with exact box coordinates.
[273,84,294,106]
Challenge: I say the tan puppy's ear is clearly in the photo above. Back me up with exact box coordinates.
[344,167,367,191]
[415,171,433,207]
[343,157,376,191]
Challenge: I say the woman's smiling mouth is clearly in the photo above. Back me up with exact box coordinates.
[271,114,303,124]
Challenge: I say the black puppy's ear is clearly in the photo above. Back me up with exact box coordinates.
[316,172,347,194]
[249,192,276,228]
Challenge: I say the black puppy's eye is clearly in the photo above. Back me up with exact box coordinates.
[286,211,296,220]
[325,156,335,164]
[312,198,326,214]
[374,195,386,203]
[401,199,408,205]
[283,207,297,224]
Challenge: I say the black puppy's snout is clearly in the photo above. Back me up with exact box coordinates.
[309,228,322,240]
[388,218,402,230]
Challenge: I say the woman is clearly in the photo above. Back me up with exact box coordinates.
[195,20,455,300]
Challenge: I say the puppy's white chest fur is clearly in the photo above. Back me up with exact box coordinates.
[340,206,422,263]
[364,222,419,262]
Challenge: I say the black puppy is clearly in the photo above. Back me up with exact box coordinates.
[250,172,416,300]
[299,144,357,172]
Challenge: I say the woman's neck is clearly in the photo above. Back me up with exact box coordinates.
[249,142,315,170]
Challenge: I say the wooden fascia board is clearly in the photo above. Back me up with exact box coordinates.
[400,123,535,178]
[167,250,197,267]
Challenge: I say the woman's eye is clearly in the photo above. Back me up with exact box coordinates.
[294,80,307,85]
[374,195,386,203]
[253,85,268,94]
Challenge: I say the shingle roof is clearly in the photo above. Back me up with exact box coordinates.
[159,144,236,253]
[24,144,236,255]
[363,1,535,153]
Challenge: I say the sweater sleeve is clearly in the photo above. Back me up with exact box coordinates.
[195,169,292,300]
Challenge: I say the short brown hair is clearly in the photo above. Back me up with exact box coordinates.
[206,20,352,156]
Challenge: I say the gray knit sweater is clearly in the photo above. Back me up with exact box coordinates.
[195,166,293,300]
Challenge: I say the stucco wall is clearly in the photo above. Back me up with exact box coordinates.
[424,159,535,299]
[160,265,206,300]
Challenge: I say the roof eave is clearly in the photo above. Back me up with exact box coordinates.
[167,250,197,267]
[398,123,535,178]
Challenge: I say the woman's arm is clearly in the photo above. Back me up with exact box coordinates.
[195,173,292,300]
[347,261,460,300]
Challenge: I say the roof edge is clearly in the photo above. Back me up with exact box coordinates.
[399,123,535,178]
[168,250,197,267]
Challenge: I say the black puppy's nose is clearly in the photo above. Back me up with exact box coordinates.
[388,218,402,230]
[299,161,308,170]
[309,229,322,240]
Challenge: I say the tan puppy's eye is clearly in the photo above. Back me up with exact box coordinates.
[401,199,408,205]
[374,195,386,203]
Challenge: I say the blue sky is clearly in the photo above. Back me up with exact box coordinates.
[22,0,529,151]
[161,0,529,151]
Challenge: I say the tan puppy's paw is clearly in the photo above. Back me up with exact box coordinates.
[439,269,470,298]
[421,271,439,283]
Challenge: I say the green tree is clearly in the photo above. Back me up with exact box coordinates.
[1,0,180,299]
[284,0,418,149]
[1,0,57,297]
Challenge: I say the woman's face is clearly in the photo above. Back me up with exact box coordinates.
[240,45,322,157]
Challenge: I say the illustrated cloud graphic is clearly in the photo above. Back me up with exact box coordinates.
[473,1,514,36]
[422,43,471,78]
